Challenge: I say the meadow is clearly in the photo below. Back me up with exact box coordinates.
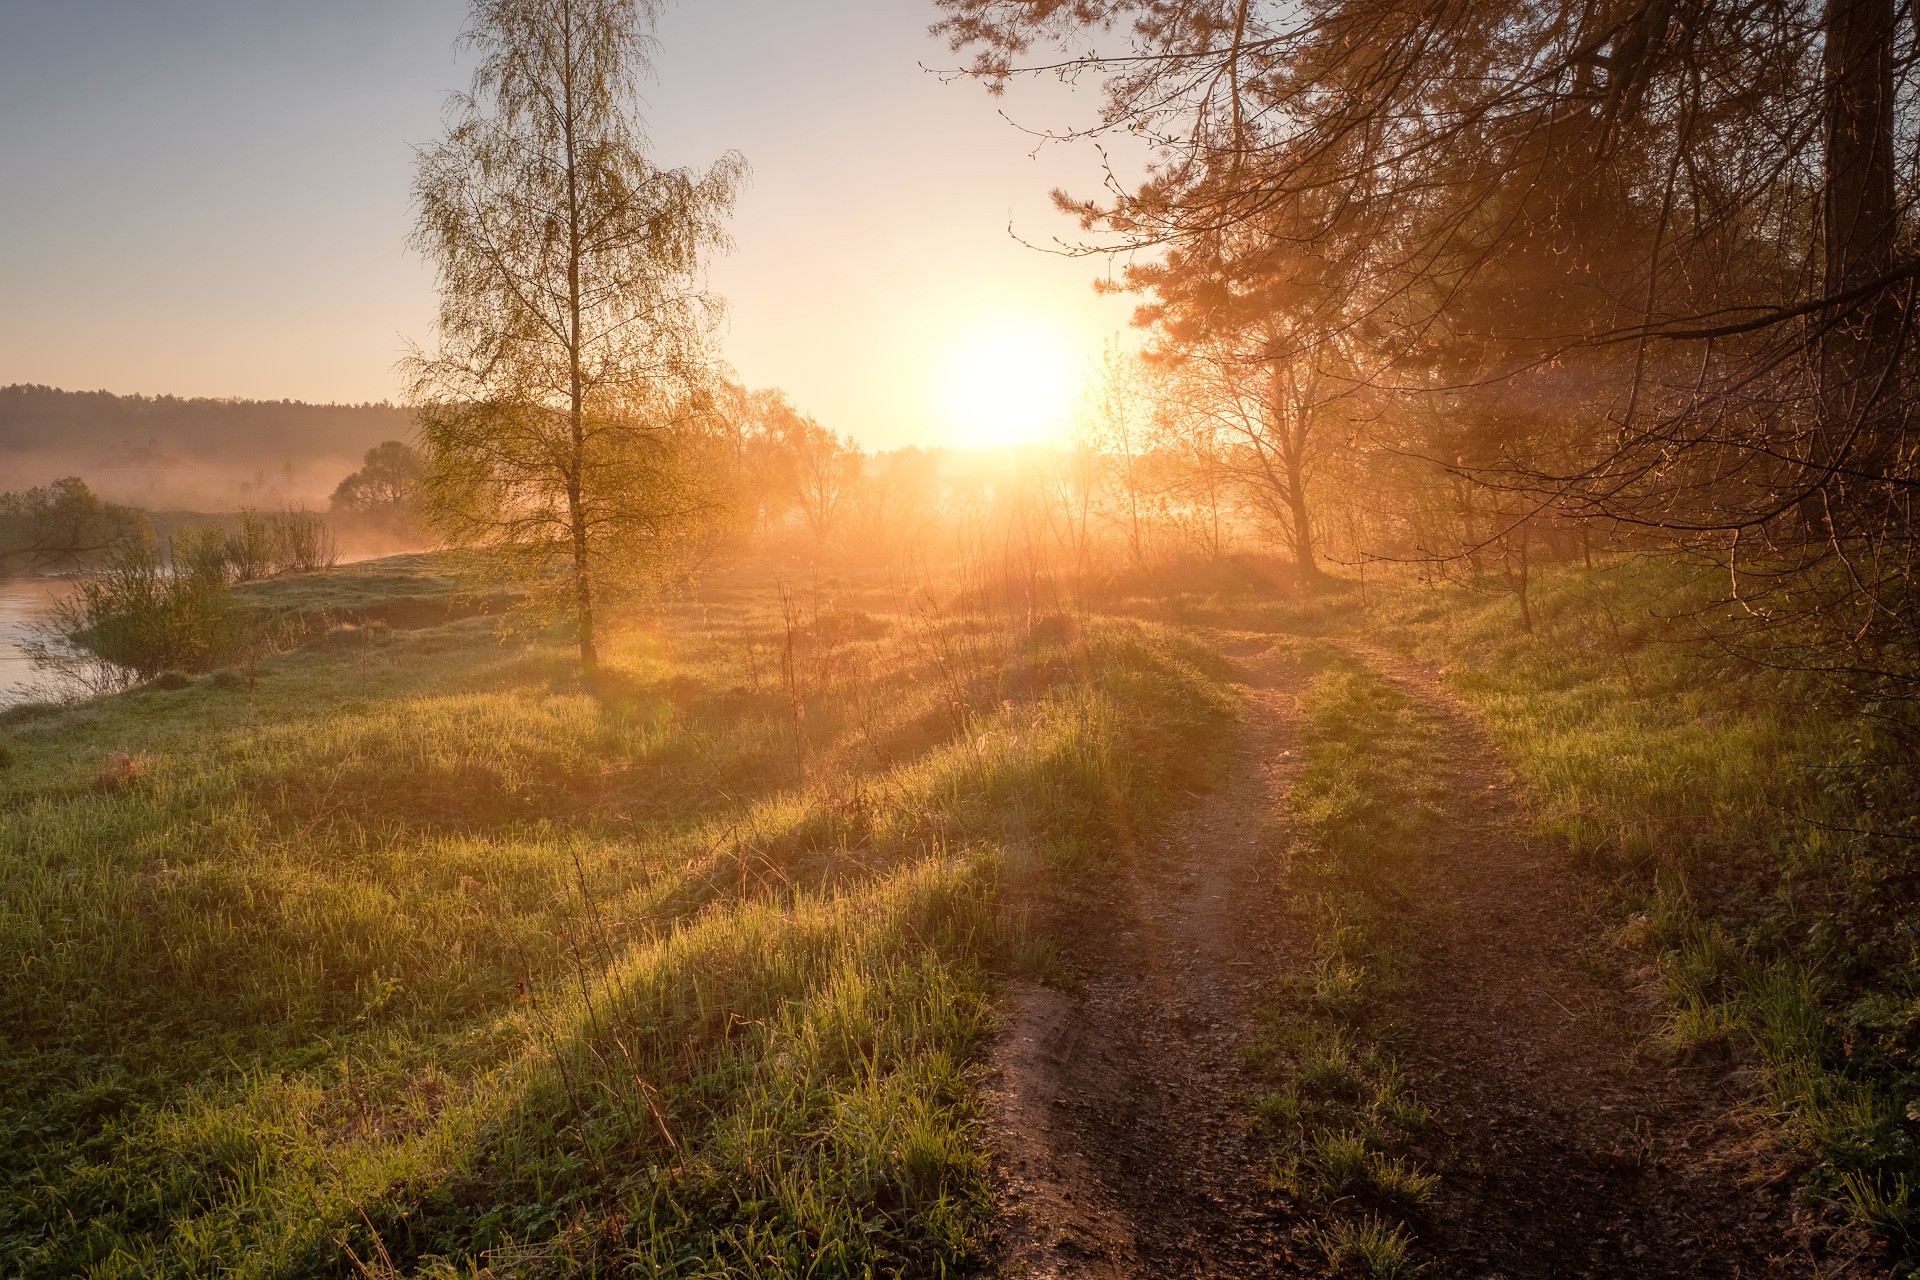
[11,0,1918,1270]
[9,549,1920,1276]
[0,559,1231,1278]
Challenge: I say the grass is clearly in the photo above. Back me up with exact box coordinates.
[1124,550,1920,1262]
[27,542,1907,1270]
[225,552,472,623]
[1241,642,1443,1267]
[1368,557,1920,1260]
[0,558,1233,1278]
[1312,1215,1419,1279]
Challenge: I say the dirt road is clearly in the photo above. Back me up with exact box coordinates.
[984,640,1840,1278]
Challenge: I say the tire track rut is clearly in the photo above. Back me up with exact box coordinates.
[984,636,1846,1278]
[985,645,1304,1277]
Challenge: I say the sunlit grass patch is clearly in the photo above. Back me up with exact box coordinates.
[1312,1214,1421,1279]
[1241,648,1441,1266]
[1374,558,1920,1257]
[1309,1128,1373,1191]
[1363,1152,1439,1210]
[0,561,1236,1278]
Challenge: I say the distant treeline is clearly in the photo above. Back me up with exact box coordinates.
[0,385,413,463]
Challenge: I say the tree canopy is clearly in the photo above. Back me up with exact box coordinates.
[0,478,150,575]
[936,0,1920,693]
[330,441,426,515]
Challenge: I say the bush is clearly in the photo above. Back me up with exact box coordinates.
[172,523,230,581]
[58,540,238,679]
[272,509,337,573]
[171,510,339,586]
[41,528,296,684]
[223,510,278,582]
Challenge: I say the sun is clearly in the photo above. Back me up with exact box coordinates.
[936,323,1084,449]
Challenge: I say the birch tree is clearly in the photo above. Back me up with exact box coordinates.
[409,0,744,672]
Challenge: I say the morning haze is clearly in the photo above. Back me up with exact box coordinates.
[3,0,1917,1276]
[0,0,1128,461]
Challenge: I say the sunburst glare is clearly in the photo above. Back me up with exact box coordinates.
[937,322,1084,449]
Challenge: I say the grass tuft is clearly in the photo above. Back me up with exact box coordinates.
[1310,1128,1374,1193]
[1313,1214,1421,1278]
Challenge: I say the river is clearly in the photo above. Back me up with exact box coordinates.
[0,578,74,706]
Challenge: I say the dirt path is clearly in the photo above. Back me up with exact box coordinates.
[984,639,1848,1278]
[1349,644,1829,1278]
[984,644,1305,1277]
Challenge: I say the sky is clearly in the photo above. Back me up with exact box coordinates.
[0,1,1142,450]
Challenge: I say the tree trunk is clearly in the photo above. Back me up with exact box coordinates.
[1458,479,1483,578]
[569,473,597,674]
[1514,522,1533,634]
[1268,360,1320,584]
[1124,456,1148,569]
[1818,0,1899,478]
[562,0,597,676]
[1284,453,1318,583]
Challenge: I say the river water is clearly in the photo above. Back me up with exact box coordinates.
[0,578,73,706]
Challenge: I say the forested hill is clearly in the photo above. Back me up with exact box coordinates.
[0,385,414,508]
[0,385,412,460]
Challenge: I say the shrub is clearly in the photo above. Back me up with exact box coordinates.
[171,523,232,581]
[63,541,236,679]
[175,510,338,585]
[45,532,291,683]
[38,511,334,690]
[224,510,278,582]
[272,509,337,573]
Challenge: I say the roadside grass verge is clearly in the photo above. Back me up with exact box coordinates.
[0,564,1232,1278]
[1374,559,1920,1261]
[1244,644,1442,1276]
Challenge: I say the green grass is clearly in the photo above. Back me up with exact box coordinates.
[1126,550,1920,1261]
[0,561,1233,1278]
[1241,643,1442,1264]
[35,543,1901,1269]
[1312,1215,1419,1279]
[1369,558,1920,1259]
[226,553,470,622]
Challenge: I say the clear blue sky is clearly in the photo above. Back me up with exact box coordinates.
[0,1,1137,449]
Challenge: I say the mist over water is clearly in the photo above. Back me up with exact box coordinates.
[0,578,68,706]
